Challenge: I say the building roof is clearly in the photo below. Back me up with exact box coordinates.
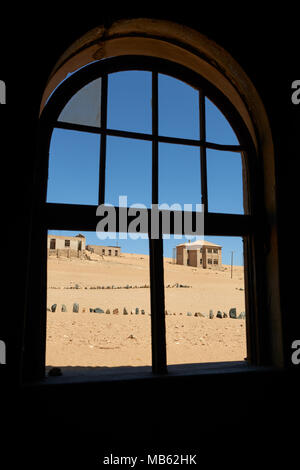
[86,244,121,249]
[177,239,222,248]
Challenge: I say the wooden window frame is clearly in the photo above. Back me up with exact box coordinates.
[23,55,266,381]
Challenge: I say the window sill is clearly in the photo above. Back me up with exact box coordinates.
[22,361,277,388]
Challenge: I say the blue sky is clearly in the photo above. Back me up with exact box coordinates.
[47,70,244,265]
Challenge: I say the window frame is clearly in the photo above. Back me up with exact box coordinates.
[24,55,266,381]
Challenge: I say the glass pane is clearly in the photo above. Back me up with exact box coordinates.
[58,78,101,127]
[159,143,201,210]
[207,149,244,214]
[164,235,246,366]
[158,74,199,140]
[47,128,100,205]
[107,71,152,133]
[46,230,151,377]
[105,136,152,208]
[205,97,239,145]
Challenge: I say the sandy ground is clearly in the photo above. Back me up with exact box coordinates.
[46,253,247,373]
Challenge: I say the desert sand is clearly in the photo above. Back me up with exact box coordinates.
[46,252,247,375]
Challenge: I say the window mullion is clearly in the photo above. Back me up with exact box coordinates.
[199,90,208,213]
[150,71,167,374]
[98,73,108,205]
[149,236,167,374]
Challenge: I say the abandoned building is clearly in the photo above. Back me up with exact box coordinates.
[47,234,86,258]
[86,244,121,256]
[176,240,222,268]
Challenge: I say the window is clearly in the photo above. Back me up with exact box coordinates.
[30,53,261,381]
[64,240,70,247]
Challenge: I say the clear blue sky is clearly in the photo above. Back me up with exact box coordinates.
[47,70,244,265]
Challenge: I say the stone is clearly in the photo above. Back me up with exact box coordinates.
[73,303,79,313]
[135,307,139,315]
[229,308,237,319]
[112,308,118,315]
[187,312,192,316]
[94,308,104,313]
[89,308,94,313]
[123,307,128,315]
[141,309,145,315]
[238,311,246,319]
[209,310,214,319]
[48,367,62,377]
[216,311,223,318]
[105,309,110,315]
[51,304,57,312]
[223,312,228,318]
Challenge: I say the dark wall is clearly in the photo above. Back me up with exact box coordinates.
[1,5,299,463]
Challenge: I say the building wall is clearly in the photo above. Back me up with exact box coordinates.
[176,246,184,265]
[86,245,121,256]
[205,247,221,270]
[48,248,84,259]
[176,245,222,269]
[187,249,198,267]
[47,235,86,258]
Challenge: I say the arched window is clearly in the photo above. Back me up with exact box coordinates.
[24,20,277,380]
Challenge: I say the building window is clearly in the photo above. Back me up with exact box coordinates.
[213,259,218,264]
[26,47,266,382]
[208,259,212,264]
[64,240,70,247]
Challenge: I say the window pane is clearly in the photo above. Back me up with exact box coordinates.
[58,78,101,127]
[159,143,201,209]
[158,74,199,140]
[207,149,244,214]
[205,97,239,145]
[105,136,152,208]
[163,235,246,366]
[47,128,100,205]
[46,230,151,377]
[107,71,152,133]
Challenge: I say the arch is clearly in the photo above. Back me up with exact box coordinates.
[35,19,283,371]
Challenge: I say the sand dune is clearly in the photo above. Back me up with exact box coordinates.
[46,253,247,373]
